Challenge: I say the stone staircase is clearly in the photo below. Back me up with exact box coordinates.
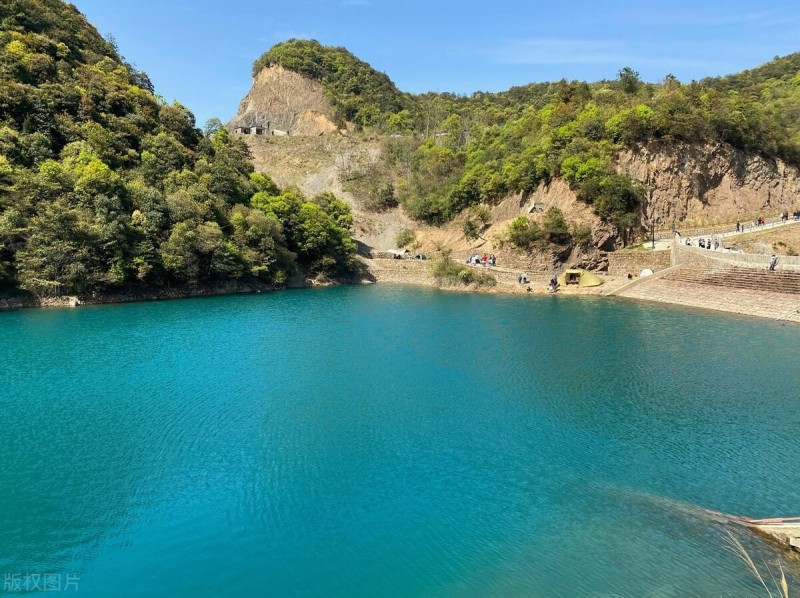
[663,265,800,295]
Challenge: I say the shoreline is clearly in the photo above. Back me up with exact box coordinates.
[0,281,293,312]
[2,263,798,325]
[364,258,800,323]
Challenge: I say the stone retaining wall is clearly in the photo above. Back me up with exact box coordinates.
[672,243,800,271]
[653,216,788,240]
[607,250,672,276]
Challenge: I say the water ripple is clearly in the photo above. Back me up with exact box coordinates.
[0,288,798,596]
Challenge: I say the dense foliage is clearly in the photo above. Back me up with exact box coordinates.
[429,253,496,287]
[378,62,800,230]
[253,39,411,128]
[255,40,800,236]
[505,207,574,250]
[0,1,358,297]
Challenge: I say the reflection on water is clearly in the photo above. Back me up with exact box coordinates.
[1,286,798,596]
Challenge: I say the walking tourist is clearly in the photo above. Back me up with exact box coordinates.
[769,255,778,271]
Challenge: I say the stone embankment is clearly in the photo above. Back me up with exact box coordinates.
[666,265,800,294]
[739,517,800,554]
[364,258,434,287]
[607,250,671,276]
[617,264,800,322]
[364,258,616,295]
[612,226,800,322]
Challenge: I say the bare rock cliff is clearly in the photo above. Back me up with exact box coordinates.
[484,141,800,250]
[228,65,338,135]
[618,141,800,225]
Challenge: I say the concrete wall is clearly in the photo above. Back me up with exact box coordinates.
[654,216,786,240]
[607,250,672,276]
[672,242,800,271]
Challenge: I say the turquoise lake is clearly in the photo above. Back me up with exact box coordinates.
[1,285,799,596]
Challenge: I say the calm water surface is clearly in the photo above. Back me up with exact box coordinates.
[1,286,799,596]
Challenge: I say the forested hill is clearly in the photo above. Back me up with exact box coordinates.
[0,1,359,299]
[702,52,800,92]
[250,41,800,233]
[253,39,412,128]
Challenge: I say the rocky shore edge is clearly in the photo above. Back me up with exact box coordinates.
[0,279,312,311]
[2,259,798,325]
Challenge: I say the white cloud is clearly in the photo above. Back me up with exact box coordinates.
[485,38,716,69]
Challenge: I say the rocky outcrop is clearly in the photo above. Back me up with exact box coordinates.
[745,519,800,553]
[506,142,800,248]
[228,65,338,135]
[618,141,800,226]
[509,180,621,250]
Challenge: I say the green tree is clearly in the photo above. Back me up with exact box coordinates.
[618,67,641,95]
[16,201,105,295]
[541,206,571,244]
[507,216,542,249]
[203,117,224,137]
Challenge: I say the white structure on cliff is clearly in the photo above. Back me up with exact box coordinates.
[233,124,270,136]
[232,122,290,137]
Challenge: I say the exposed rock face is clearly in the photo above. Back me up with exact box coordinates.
[520,179,620,249]
[228,65,338,135]
[508,141,800,248]
[618,141,800,225]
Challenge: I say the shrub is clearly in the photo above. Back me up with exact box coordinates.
[571,223,594,249]
[364,183,398,211]
[462,219,479,240]
[508,216,543,249]
[395,228,415,248]
[462,204,493,240]
[430,254,496,287]
[541,206,571,244]
[468,204,492,226]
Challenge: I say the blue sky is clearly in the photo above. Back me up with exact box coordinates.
[71,0,800,127]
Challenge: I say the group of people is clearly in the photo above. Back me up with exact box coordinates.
[514,272,559,293]
[467,253,496,267]
[685,237,720,250]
